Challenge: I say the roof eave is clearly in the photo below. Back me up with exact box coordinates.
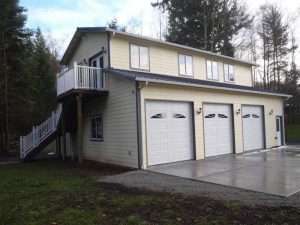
[60,27,108,65]
[134,77,291,98]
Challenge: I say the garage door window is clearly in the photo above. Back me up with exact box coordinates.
[242,114,250,118]
[205,113,216,118]
[90,115,103,141]
[218,114,228,118]
[151,113,166,119]
[174,113,186,118]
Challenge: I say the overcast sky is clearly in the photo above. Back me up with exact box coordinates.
[20,0,300,58]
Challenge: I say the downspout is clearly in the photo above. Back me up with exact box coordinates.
[135,81,143,169]
[106,31,111,68]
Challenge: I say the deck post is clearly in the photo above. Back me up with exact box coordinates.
[20,136,23,159]
[74,62,78,89]
[76,94,83,164]
[61,105,67,161]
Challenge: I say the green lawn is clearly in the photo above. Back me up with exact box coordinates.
[0,161,299,225]
[286,124,300,142]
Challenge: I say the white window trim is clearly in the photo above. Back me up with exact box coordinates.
[224,63,235,83]
[178,54,193,76]
[206,60,219,81]
[90,114,104,142]
[130,44,150,71]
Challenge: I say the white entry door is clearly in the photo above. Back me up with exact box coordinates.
[276,116,283,146]
[203,104,233,157]
[242,105,265,151]
[146,101,194,166]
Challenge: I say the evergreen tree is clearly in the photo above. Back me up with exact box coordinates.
[0,0,31,154]
[0,0,59,154]
[29,28,58,124]
[152,0,252,57]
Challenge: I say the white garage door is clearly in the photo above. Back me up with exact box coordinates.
[203,104,233,157]
[146,101,194,166]
[242,105,264,151]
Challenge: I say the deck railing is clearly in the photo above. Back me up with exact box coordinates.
[57,63,107,96]
[20,104,62,159]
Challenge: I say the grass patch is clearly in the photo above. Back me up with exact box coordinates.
[286,124,300,142]
[0,161,299,225]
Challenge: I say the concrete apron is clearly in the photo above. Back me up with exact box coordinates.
[148,147,300,197]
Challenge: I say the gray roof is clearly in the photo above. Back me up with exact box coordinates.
[106,68,291,98]
[61,27,257,66]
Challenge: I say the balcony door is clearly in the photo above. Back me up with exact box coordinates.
[89,54,104,88]
[90,54,104,69]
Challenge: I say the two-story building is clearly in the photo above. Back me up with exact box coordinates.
[20,27,290,169]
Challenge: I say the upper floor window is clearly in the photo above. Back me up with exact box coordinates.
[130,44,149,70]
[224,64,235,82]
[179,54,193,76]
[206,60,219,80]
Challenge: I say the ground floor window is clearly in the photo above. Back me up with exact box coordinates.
[90,115,103,141]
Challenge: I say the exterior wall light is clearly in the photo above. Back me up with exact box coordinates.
[197,107,202,114]
[269,109,274,115]
[236,108,241,115]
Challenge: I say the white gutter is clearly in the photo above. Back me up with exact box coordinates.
[135,77,292,98]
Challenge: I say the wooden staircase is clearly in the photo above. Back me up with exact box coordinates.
[20,104,62,160]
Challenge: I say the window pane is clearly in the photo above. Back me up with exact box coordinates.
[179,54,186,74]
[95,117,103,139]
[91,118,97,138]
[130,45,139,69]
[139,46,149,70]
[185,56,193,75]
[224,64,229,81]
[229,65,234,81]
[207,60,212,79]
[212,61,219,80]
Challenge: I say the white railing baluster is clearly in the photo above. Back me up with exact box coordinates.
[20,104,63,159]
[57,64,106,96]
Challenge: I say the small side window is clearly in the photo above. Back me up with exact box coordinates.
[90,115,103,141]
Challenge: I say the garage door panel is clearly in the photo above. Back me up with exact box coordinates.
[242,105,264,151]
[146,101,194,166]
[204,104,233,157]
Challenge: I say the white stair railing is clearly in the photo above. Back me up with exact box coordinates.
[57,63,107,96]
[20,104,62,159]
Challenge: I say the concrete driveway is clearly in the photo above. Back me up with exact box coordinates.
[148,147,300,197]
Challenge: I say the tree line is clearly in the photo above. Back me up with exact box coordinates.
[0,0,58,155]
[153,0,299,89]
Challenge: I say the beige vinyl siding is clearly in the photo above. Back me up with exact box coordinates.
[110,36,253,86]
[139,83,284,168]
[82,74,138,168]
[68,33,109,68]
